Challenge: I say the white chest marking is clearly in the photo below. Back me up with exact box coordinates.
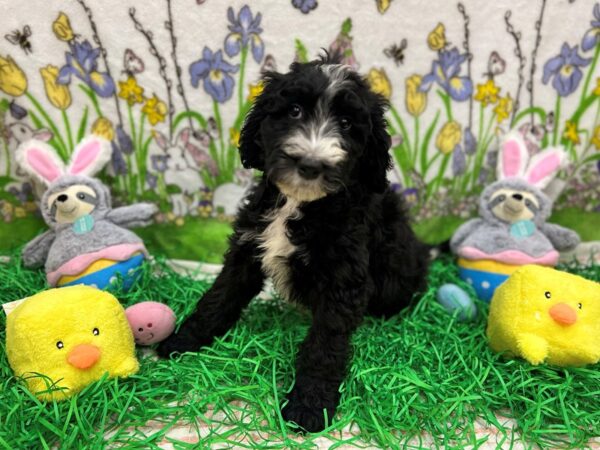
[258,199,301,300]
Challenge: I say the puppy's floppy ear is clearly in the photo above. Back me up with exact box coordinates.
[239,102,267,171]
[360,92,392,193]
[239,72,283,171]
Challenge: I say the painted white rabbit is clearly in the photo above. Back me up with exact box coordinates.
[153,129,216,217]
[6,122,54,198]
[212,169,254,217]
[451,131,580,266]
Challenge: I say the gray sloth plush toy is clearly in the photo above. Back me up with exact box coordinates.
[451,131,580,267]
[17,136,157,289]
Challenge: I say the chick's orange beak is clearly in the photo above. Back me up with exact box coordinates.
[67,344,101,369]
[549,303,577,326]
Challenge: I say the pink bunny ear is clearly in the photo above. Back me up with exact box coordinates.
[177,127,191,145]
[497,131,529,180]
[524,147,566,188]
[15,140,65,185]
[67,136,111,176]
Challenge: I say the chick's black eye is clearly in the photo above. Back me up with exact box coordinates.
[544,291,551,299]
[578,303,582,309]
[289,104,303,119]
[339,117,352,130]
[56,341,64,349]
[93,328,99,336]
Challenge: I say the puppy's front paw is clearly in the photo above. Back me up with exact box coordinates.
[155,326,213,358]
[281,382,338,433]
[281,399,329,433]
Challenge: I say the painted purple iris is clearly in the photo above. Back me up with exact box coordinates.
[224,5,264,63]
[419,48,472,101]
[582,3,600,52]
[401,188,419,207]
[151,154,168,173]
[190,47,239,103]
[57,40,115,97]
[146,172,158,189]
[463,127,476,155]
[292,0,318,14]
[452,145,466,176]
[542,43,591,97]
[116,125,133,155]
[8,182,32,203]
[110,142,127,175]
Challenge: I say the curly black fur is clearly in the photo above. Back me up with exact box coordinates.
[158,57,429,433]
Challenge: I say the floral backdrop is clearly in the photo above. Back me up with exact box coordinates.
[0,0,599,262]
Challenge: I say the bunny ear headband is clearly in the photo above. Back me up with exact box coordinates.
[496,131,566,189]
[16,136,111,186]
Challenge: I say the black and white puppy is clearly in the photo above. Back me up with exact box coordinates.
[158,57,429,432]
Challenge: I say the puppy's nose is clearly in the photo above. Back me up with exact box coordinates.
[57,194,68,202]
[512,193,523,201]
[297,160,322,180]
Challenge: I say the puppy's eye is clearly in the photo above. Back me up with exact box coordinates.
[497,195,506,202]
[289,104,303,119]
[544,291,551,299]
[77,193,85,200]
[339,117,352,131]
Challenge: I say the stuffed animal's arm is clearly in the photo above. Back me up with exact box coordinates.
[450,218,483,253]
[22,230,56,268]
[106,203,158,228]
[540,223,580,251]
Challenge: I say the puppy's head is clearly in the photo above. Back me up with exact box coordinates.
[240,57,391,202]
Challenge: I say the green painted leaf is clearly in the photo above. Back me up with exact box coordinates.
[294,39,309,64]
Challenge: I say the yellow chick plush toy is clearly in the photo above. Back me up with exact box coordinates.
[6,286,139,401]
[487,265,600,366]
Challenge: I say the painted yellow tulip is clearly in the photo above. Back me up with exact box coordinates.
[376,0,391,14]
[40,65,71,110]
[366,68,392,100]
[0,55,27,96]
[436,121,462,154]
[592,125,600,150]
[427,23,446,51]
[247,81,264,102]
[230,128,241,147]
[91,117,115,141]
[53,12,74,42]
[405,74,427,117]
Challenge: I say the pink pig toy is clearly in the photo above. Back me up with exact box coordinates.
[125,302,176,345]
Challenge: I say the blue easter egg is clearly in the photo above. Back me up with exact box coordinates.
[436,284,477,322]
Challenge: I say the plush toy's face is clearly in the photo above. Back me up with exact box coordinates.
[6,286,138,400]
[515,267,600,350]
[488,187,540,223]
[47,184,98,224]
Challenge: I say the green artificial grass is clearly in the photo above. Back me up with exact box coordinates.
[1,255,600,449]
